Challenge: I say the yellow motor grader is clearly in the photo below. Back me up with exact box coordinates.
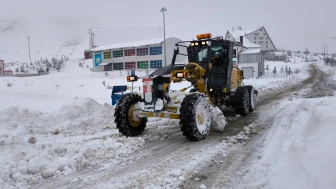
[114,33,258,141]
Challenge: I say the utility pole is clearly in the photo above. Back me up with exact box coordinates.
[88,28,93,50]
[88,29,91,50]
[28,36,32,64]
[160,7,167,67]
[92,33,95,48]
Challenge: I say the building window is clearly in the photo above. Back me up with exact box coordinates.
[137,61,149,69]
[266,45,269,48]
[150,60,162,68]
[254,37,256,40]
[125,49,136,56]
[239,54,259,63]
[113,50,123,58]
[266,41,268,44]
[125,62,136,69]
[264,33,266,35]
[137,48,148,56]
[259,41,264,44]
[150,46,162,55]
[113,62,123,70]
[266,37,269,40]
[259,37,263,40]
[260,29,262,31]
[228,36,230,38]
[254,33,259,36]
[103,51,112,59]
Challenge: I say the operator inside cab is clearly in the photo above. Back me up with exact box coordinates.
[210,49,223,65]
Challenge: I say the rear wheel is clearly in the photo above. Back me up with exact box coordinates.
[114,93,147,136]
[179,93,211,141]
[244,85,256,112]
[234,86,250,116]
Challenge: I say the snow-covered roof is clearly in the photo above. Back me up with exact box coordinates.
[228,27,261,40]
[91,38,163,52]
[240,48,262,54]
[241,37,262,48]
[227,27,263,48]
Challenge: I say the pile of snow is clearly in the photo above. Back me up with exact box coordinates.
[237,96,336,189]
[0,98,146,188]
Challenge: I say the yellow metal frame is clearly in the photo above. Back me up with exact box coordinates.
[134,62,244,120]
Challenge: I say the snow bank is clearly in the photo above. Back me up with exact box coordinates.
[238,96,336,189]
[0,98,146,188]
[267,98,336,189]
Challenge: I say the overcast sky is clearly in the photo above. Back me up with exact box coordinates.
[1,0,336,53]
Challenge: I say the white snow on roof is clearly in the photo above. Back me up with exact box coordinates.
[241,37,262,48]
[227,27,263,48]
[240,48,262,54]
[91,38,163,52]
[228,27,261,40]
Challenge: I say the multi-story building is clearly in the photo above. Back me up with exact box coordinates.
[90,37,186,71]
[225,26,276,52]
[224,26,276,78]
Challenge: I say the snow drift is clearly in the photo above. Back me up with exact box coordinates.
[0,98,146,188]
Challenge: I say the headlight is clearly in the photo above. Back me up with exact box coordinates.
[191,43,195,47]
[176,72,184,78]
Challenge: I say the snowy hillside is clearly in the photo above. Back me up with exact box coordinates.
[0,19,88,65]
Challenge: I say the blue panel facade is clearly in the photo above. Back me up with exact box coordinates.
[149,46,162,55]
[150,60,162,68]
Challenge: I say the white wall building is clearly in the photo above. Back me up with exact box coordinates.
[237,49,264,79]
[90,37,186,71]
[225,26,276,52]
[224,26,275,78]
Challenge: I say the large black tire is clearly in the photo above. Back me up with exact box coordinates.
[244,85,256,112]
[234,86,250,116]
[114,93,147,137]
[179,93,211,141]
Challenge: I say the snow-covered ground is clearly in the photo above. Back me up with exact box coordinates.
[1,24,335,188]
[236,62,336,189]
[244,56,310,93]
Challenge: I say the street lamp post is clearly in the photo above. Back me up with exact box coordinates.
[160,7,167,67]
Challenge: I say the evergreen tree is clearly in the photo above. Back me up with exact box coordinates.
[265,64,270,73]
[272,66,277,78]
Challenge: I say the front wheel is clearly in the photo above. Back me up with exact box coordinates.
[114,93,147,137]
[179,93,211,141]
